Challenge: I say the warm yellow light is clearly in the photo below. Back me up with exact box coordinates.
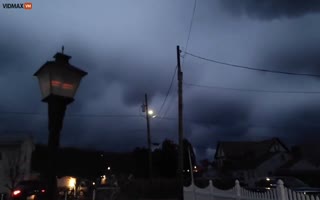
[51,80,61,87]
[51,80,74,90]
[68,177,76,188]
[62,83,73,90]
[101,175,107,184]
[148,110,154,115]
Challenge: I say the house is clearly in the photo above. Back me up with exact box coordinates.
[214,138,290,186]
[0,135,35,194]
[276,143,320,186]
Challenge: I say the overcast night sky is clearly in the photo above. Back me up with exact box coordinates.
[1,0,320,161]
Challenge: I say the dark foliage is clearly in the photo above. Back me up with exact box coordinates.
[32,138,197,179]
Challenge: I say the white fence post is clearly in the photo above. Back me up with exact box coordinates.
[92,189,96,200]
[277,179,287,200]
[235,180,241,200]
[209,180,214,200]
[192,180,196,200]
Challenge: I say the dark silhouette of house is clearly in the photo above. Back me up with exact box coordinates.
[214,138,290,186]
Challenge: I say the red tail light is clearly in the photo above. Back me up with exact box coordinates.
[12,190,21,196]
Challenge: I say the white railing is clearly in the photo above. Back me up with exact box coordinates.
[184,180,320,200]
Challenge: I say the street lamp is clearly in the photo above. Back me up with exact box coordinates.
[148,110,154,115]
[141,93,157,182]
[34,48,87,200]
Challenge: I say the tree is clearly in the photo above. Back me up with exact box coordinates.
[132,147,148,178]
[160,139,178,177]
[4,150,25,191]
[183,139,196,171]
[129,139,198,178]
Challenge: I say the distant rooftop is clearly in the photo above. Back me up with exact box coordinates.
[216,137,288,158]
[0,133,33,146]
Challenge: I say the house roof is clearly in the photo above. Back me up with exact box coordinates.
[279,158,299,169]
[214,138,289,170]
[214,137,288,159]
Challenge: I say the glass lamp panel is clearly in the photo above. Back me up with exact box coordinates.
[37,70,51,99]
[50,67,82,98]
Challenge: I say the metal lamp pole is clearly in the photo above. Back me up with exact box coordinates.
[46,96,70,200]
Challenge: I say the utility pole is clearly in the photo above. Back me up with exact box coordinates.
[143,93,153,182]
[177,45,184,200]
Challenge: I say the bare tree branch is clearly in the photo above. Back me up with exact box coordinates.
[4,150,25,191]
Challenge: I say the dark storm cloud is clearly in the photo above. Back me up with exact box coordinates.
[220,0,320,20]
[272,102,320,143]
[2,0,320,160]
[185,91,252,127]
[258,41,320,74]
[0,31,33,75]
[182,89,253,153]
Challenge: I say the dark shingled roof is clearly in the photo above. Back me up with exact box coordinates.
[215,138,289,170]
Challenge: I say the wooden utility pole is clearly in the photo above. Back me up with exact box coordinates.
[177,45,184,200]
[144,93,153,182]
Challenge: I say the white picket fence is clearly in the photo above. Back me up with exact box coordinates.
[184,180,320,200]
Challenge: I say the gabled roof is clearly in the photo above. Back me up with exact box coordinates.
[214,137,288,159]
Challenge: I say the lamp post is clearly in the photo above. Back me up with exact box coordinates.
[34,48,87,200]
[141,93,156,182]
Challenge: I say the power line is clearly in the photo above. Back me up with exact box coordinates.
[0,110,208,124]
[157,66,177,117]
[0,112,143,118]
[184,51,320,77]
[183,0,197,58]
[0,111,179,121]
[184,82,320,94]
[1,111,320,130]
[162,89,177,119]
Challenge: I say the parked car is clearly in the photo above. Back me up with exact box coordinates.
[248,176,320,196]
[11,180,47,200]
